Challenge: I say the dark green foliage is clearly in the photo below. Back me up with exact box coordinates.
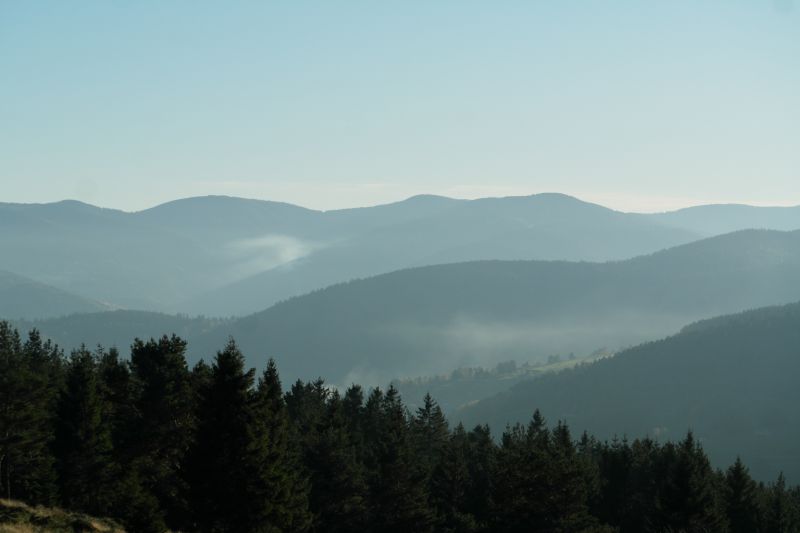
[286,382,368,532]
[0,324,61,504]
[127,335,194,528]
[761,474,800,533]
[363,386,434,533]
[52,346,116,516]
[252,359,312,532]
[2,324,798,533]
[726,457,760,533]
[429,424,479,532]
[651,432,726,532]
[411,393,450,478]
[492,411,595,532]
[184,345,310,533]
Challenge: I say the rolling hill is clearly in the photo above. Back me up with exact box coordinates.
[187,229,800,385]
[5,193,798,317]
[0,270,110,319]
[652,203,800,235]
[20,229,800,387]
[455,301,800,483]
[179,193,700,316]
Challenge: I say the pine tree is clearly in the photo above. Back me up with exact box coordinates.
[185,346,310,533]
[0,325,61,504]
[363,386,433,533]
[184,340,257,532]
[464,424,496,529]
[492,413,550,532]
[493,412,595,532]
[16,329,61,504]
[411,393,449,480]
[548,421,596,531]
[52,346,116,516]
[592,436,633,529]
[654,432,726,532]
[0,323,23,501]
[128,335,194,528]
[253,359,312,532]
[762,473,800,533]
[300,389,368,532]
[97,346,132,450]
[96,345,164,533]
[725,457,760,533]
[429,424,478,532]
[342,384,366,460]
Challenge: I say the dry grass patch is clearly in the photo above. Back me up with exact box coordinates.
[0,499,125,533]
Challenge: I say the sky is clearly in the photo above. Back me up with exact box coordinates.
[1,1,798,213]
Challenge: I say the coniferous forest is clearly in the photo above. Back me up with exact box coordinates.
[1,322,799,533]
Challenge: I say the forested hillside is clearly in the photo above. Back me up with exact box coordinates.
[458,301,800,483]
[190,229,800,384]
[1,322,797,533]
[16,229,800,386]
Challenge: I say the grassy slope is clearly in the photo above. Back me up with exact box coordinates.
[0,499,124,533]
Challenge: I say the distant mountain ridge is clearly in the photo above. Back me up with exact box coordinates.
[3,193,798,317]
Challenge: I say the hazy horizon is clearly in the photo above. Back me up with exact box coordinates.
[3,1,798,212]
[4,190,800,215]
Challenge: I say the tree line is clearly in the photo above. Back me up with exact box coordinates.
[0,321,798,532]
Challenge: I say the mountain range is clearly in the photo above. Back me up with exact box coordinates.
[3,193,800,318]
[13,228,800,387]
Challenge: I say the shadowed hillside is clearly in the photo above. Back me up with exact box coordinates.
[188,229,800,384]
[457,301,800,482]
[0,271,110,320]
[20,230,800,387]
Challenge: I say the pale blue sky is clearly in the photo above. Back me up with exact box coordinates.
[1,1,798,212]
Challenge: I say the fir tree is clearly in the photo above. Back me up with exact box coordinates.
[363,386,433,533]
[185,346,310,533]
[301,389,368,532]
[411,393,449,480]
[464,424,496,529]
[762,473,800,533]
[0,325,61,504]
[52,346,116,516]
[492,412,595,532]
[128,335,194,528]
[253,359,312,532]
[725,457,760,533]
[429,424,478,532]
[654,432,726,532]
